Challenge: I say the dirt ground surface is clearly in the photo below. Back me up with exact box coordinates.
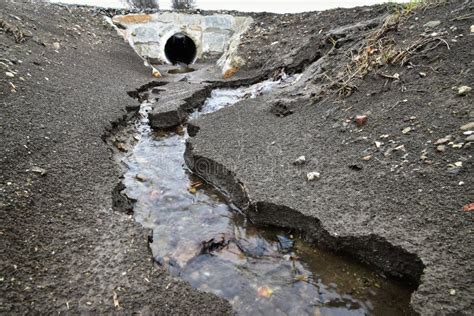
[1,0,473,315]
[0,1,232,314]
[186,1,474,315]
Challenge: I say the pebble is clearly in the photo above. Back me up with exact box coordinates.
[434,135,452,145]
[436,145,446,152]
[419,72,426,77]
[402,127,411,134]
[460,122,474,131]
[457,85,471,96]
[449,289,456,296]
[31,166,47,176]
[135,174,147,182]
[354,115,368,127]
[53,42,60,50]
[466,135,474,142]
[306,171,320,181]
[5,72,14,78]
[423,20,441,28]
[293,155,306,165]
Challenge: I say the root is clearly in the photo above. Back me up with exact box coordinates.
[390,37,450,65]
[328,0,450,97]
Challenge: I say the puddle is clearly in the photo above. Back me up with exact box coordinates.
[117,76,415,315]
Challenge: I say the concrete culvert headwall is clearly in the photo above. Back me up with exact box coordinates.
[164,33,197,65]
[111,12,253,67]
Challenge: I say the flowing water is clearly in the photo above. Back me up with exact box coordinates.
[116,75,415,315]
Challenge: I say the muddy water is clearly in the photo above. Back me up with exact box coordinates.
[119,76,414,315]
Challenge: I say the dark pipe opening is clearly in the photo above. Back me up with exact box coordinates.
[164,33,197,65]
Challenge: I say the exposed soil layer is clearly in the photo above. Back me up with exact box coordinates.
[186,1,474,315]
[0,1,231,313]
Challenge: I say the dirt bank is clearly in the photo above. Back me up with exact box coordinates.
[186,1,473,315]
[0,1,231,313]
[1,0,472,314]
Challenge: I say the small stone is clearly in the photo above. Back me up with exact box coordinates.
[449,289,456,296]
[460,122,474,131]
[423,20,441,28]
[448,161,463,170]
[135,174,147,182]
[375,141,383,148]
[293,155,306,165]
[466,135,474,142]
[5,72,14,78]
[471,25,474,33]
[434,135,452,145]
[354,115,368,126]
[361,155,372,161]
[116,143,127,152]
[152,68,162,78]
[452,143,463,149]
[402,127,411,134]
[419,72,426,77]
[53,42,60,50]
[306,171,320,181]
[436,145,446,152]
[31,166,47,176]
[457,85,471,96]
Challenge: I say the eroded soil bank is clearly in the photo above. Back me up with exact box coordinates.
[1,0,473,315]
[111,76,417,314]
[185,1,473,315]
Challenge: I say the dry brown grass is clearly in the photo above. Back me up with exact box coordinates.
[0,19,30,43]
[332,0,450,97]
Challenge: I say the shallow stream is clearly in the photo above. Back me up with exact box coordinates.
[118,75,414,315]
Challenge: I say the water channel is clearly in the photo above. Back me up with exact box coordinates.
[116,74,415,315]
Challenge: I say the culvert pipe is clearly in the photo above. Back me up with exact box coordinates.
[164,33,197,65]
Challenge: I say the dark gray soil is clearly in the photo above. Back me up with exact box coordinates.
[1,0,473,315]
[0,1,231,313]
[186,1,474,315]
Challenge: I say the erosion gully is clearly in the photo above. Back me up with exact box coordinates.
[114,73,414,315]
